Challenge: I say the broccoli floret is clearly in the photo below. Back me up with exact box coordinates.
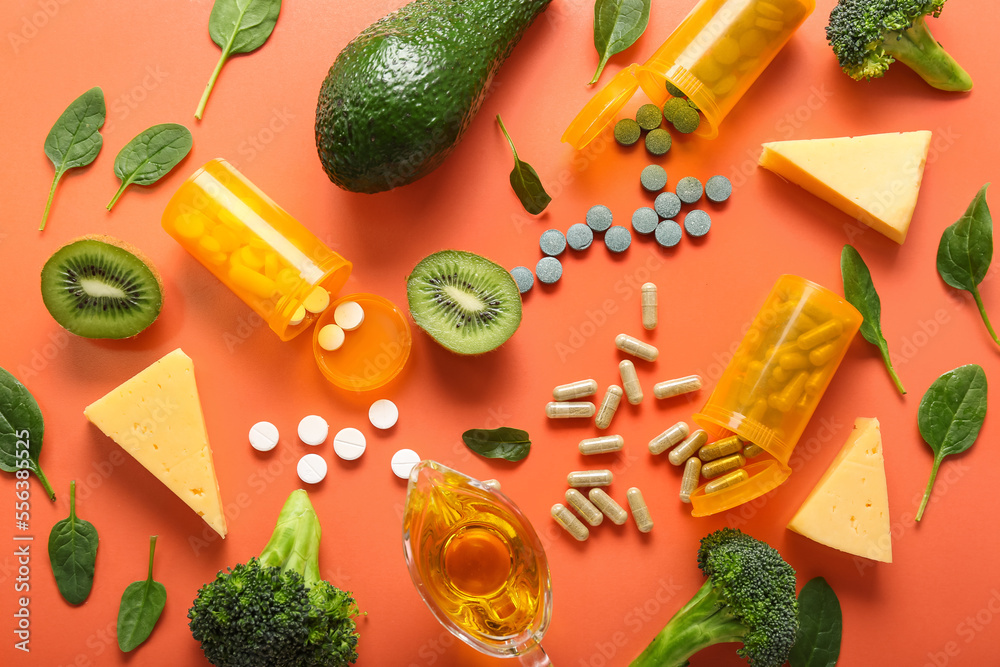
[630,528,798,667]
[188,490,361,667]
[826,0,972,91]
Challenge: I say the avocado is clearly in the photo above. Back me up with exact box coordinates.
[315,0,551,194]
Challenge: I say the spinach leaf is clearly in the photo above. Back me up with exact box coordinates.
[937,184,999,346]
[462,427,531,462]
[789,577,842,667]
[916,364,987,521]
[48,480,99,604]
[0,366,55,500]
[841,245,905,394]
[496,114,551,215]
[117,535,166,652]
[40,87,106,231]
[106,123,193,210]
[589,0,651,85]
[195,0,282,119]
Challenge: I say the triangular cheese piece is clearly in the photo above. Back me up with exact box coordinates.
[759,131,932,244]
[84,349,227,537]
[787,418,890,562]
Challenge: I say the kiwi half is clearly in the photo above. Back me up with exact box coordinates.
[406,250,522,354]
[40,236,163,339]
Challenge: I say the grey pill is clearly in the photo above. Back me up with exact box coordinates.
[536,256,563,284]
[684,209,712,237]
[675,176,703,204]
[655,220,683,248]
[567,223,594,251]
[510,266,534,293]
[586,205,613,232]
[632,207,659,235]
[705,175,733,202]
[640,164,668,192]
[604,226,632,253]
[540,229,567,256]
[654,191,681,219]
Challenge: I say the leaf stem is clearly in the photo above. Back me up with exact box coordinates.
[589,57,609,86]
[877,342,906,395]
[195,48,232,120]
[69,479,76,517]
[971,286,1000,346]
[495,114,518,161]
[106,183,129,211]
[34,464,56,501]
[39,170,64,231]
[147,535,158,581]
[916,456,943,522]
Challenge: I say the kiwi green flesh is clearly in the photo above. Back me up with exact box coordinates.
[40,239,163,339]
[406,250,522,355]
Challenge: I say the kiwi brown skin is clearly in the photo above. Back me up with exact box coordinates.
[406,249,522,355]
[40,235,164,339]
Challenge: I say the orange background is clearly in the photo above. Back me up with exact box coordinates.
[2,0,999,665]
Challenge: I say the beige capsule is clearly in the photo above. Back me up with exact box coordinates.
[565,489,604,527]
[594,385,623,429]
[668,429,708,465]
[567,469,613,487]
[551,503,589,541]
[545,401,596,418]
[615,333,659,362]
[704,469,749,494]
[679,457,702,503]
[627,487,653,533]
[641,282,658,330]
[588,488,628,525]
[653,375,703,399]
[552,378,598,401]
[698,434,743,462]
[743,442,765,458]
[619,360,643,405]
[701,453,746,479]
[648,421,689,455]
[579,434,625,455]
[481,478,501,491]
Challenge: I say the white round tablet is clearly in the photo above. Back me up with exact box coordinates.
[391,449,421,479]
[333,427,367,461]
[334,301,365,331]
[298,415,329,446]
[368,399,399,429]
[248,421,279,452]
[318,324,346,351]
[297,453,328,484]
[289,305,307,326]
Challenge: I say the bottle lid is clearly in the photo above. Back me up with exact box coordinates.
[562,66,641,149]
[688,459,790,517]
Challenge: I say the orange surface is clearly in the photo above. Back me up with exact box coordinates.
[2,1,999,666]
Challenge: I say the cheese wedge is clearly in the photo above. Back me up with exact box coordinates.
[759,131,932,244]
[787,417,890,562]
[84,349,227,537]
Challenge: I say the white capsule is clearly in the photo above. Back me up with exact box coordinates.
[553,379,598,401]
[653,375,703,399]
[595,385,623,429]
[615,333,659,362]
[565,489,604,527]
[627,487,653,533]
[579,435,625,455]
[552,503,589,541]
[588,488,628,525]
[619,360,643,405]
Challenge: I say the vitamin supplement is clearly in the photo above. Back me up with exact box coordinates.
[604,225,632,253]
[684,209,712,237]
[654,191,682,220]
[535,256,563,284]
[318,324,346,351]
[627,487,653,533]
[797,318,844,349]
[705,469,749,494]
[640,164,668,192]
[671,106,701,134]
[248,421,279,452]
[679,457,702,503]
[391,448,421,479]
[481,478,501,491]
[303,285,331,314]
[565,489,604,527]
[539,229,567,256]
[297,415,329,446]
[701,452,747,479]
[698,434,743,461]
[566,223,594,251]
[333,427,367,461]
[665,81,685,97]
[636,103,662,131]
[668,428,708,465]
[619,359,643,405]
[567,469,613,487]
[551,503,590,541]
[645,128,672,155]
[579,434,625,455]
[653,374,702,399]
[614,118,641,146]
[368,398,399,429]
[655,220,683,248]
[632,207,659,235]
[510,266,534,293]
[334,301,365,330]
[587,204,613,232]
[675,176,703,204]
[297,453,328,484]
[615,333,659,362]
[289,305,307,326]
[641,282,658,330]
[545,401,596,418]
[594,385,623,429]
[649,421,690,455]
[553,379,599,401]
[705,175,733,202]
[662,97,690,123]
[743,442,765,458]
[588,488,628,525]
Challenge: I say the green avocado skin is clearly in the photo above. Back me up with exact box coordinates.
[315,0,551,194]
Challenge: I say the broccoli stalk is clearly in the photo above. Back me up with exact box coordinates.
[188,489,361,667]
[630,528,798,667]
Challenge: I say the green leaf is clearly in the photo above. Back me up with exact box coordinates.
[589,0,651,85]
[107,123,193,210]
[196,0,282,119]
[462,427,531,462]
[117,536,166,652]
[916,364,988,521]
[840,245,905,394]
[496,114,550,215]
[48,481,99,604]
[40,87,106,231]
[789,577,842,667]
[0,366,55,500]
[936,184,999,346]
